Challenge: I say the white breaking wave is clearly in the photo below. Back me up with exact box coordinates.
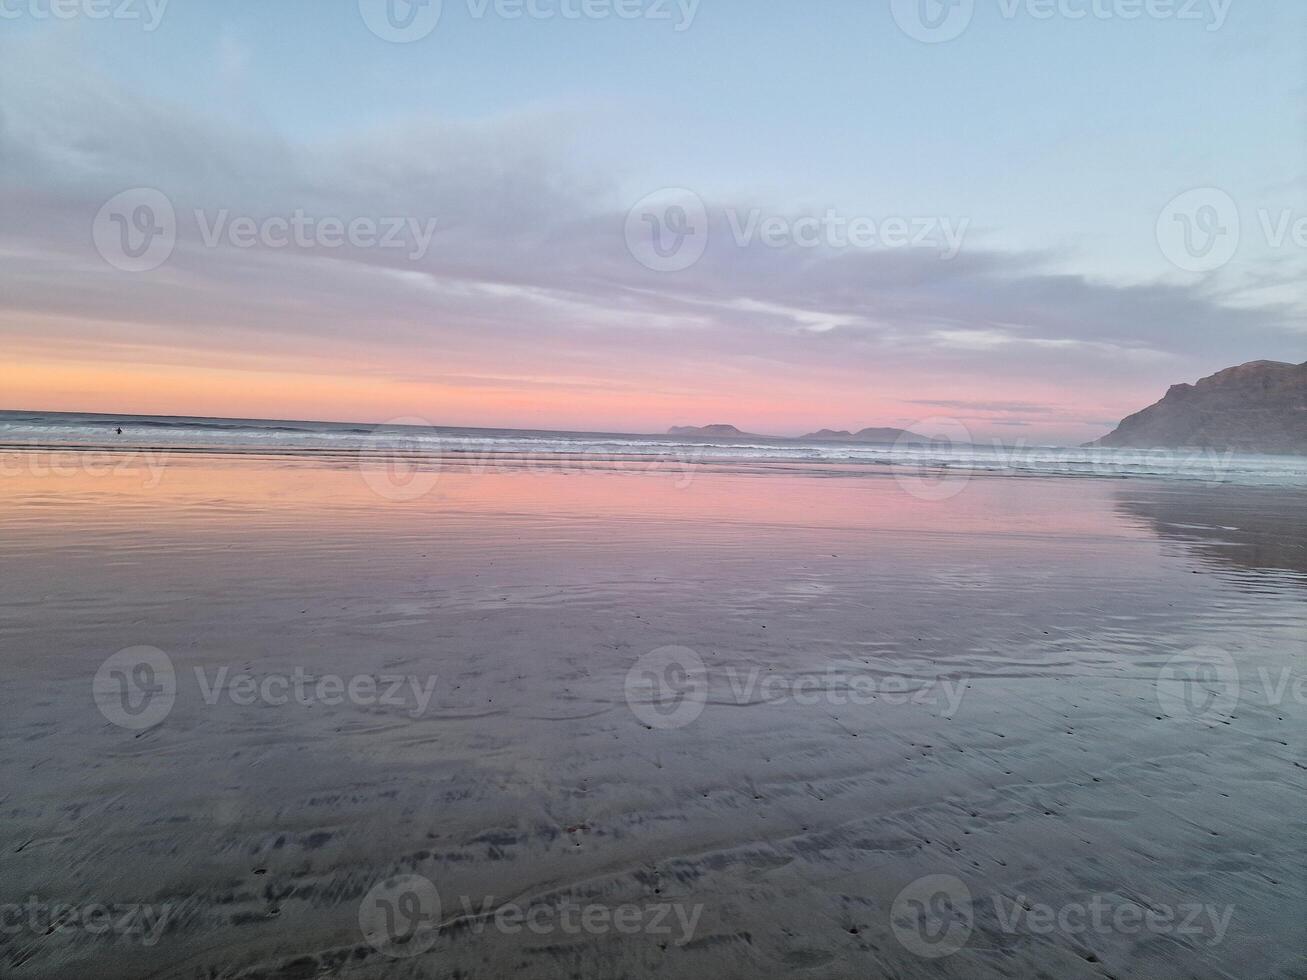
[2,412,1305,487]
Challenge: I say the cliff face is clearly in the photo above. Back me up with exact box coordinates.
[1093,360,1307,453]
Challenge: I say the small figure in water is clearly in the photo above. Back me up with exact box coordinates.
[116,427,123,435]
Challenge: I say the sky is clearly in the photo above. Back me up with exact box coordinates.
[1,0,1304,444]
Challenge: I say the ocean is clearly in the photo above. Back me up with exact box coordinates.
[3,409,1306,487]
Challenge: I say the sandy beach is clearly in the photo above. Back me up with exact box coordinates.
[1,449,1304,978]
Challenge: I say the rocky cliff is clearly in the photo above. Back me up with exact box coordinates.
[1092,360,1307,453]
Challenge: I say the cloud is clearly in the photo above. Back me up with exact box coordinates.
[907,399,1061,415]
[0,29,1303,440]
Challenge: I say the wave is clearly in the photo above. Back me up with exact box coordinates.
[2,411,1305,487]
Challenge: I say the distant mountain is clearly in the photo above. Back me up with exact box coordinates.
[669,423,932,443]
[802,427,929,444]
[667,424,757,438]
[1091,360,1307,453]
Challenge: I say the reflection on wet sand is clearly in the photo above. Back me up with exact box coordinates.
[1114,483,1307,582]
[1,453,1304,979]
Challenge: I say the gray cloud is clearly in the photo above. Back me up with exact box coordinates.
[1,32,1303,441]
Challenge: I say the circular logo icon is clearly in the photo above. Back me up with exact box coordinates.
[892,417,974,502]
[625,645,708,730]
[890,874,973,958]
[624,188,709,273]
[1156,646,1240,723]
[359,874,441,958]
[359,417,442,502]
[93,646,176,729]
[358,0,442,42]
[92,188,176,273]
[1156,188,1240,273]
[890,0,976,43]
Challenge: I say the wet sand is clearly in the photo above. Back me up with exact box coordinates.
[1,452,1304,978]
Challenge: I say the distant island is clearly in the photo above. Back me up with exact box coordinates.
[1091,360,1307,453]
[668,424,928,443]
[801,427,929,444]
[667,424,760,438]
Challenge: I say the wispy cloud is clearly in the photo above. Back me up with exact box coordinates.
[1,30,1302,440]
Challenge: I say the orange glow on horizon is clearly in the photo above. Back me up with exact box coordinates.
[1,351,1114,443]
